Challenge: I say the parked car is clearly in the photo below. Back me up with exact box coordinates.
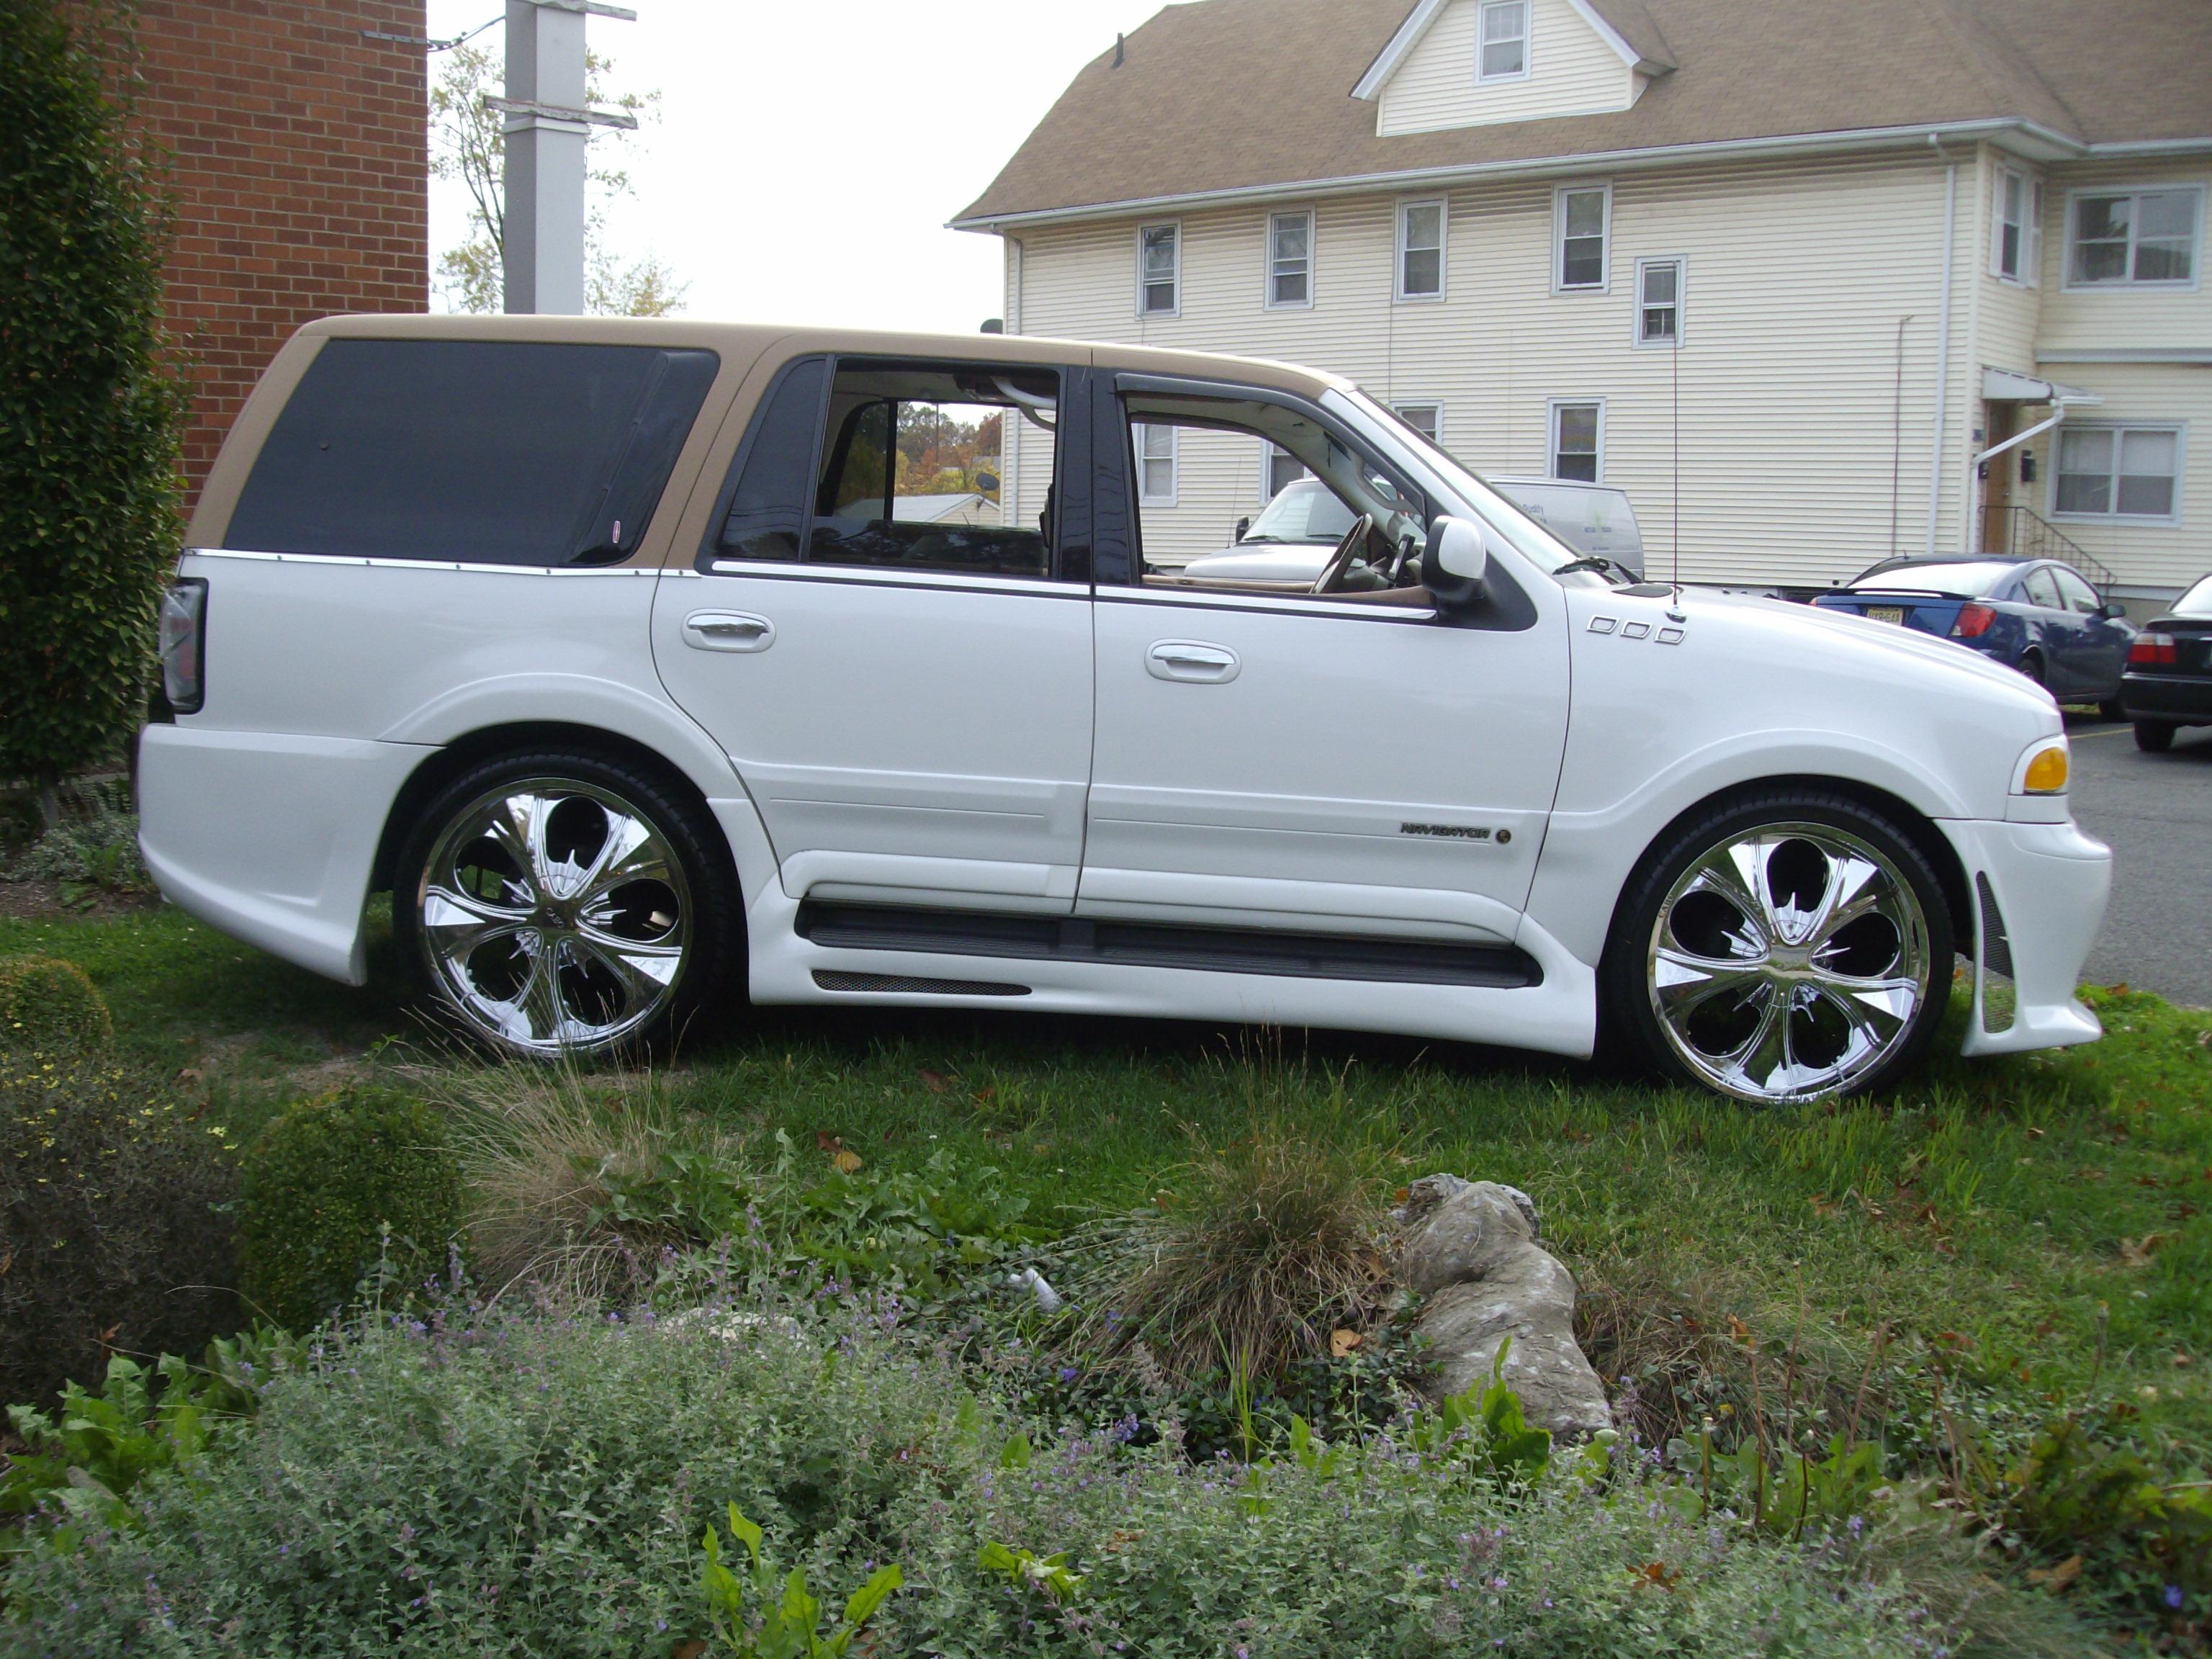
[140,316,2109,1106]
[1176,476,1642,587]
[1812,556,2136,711]
[2121,572,2212,751]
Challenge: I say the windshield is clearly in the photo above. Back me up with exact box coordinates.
[1333,387,1603,580]
[1846,561,2016,596]
[2173,575,2212,619]
[1239,477,1358,544]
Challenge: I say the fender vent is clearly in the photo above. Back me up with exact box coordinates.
[1974,873,2015,1035]
[812,970,1030,997]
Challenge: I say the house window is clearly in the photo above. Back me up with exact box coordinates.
[1477,0,1528,80]
[1264,443,1308,498]
[1635,258,1682,346]
[2054,424,2181,520]
[1994,168,2028,282]
[1138,222,1179,315]
[1267,211,1313,308]
[1550,400,1602,482]
[1555,185,1609,289]
[1395,403,1442,444]
[1136,422,1178,503]
[1398,199,1445,299]
[2067,187,2200,287]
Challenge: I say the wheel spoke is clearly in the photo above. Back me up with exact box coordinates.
[1717,984,1792,1094]
[1678,846,1769,945]
[574,927,684,1012]
[575,811,673,906]
[1802,852,1887,949]
[1653,945,1768,1018]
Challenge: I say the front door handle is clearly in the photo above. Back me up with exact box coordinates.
[1146,639,1240,683]
[683,610,775,652]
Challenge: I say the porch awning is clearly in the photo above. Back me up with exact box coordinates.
[1982,367,2103,405]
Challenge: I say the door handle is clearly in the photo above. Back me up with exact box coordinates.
[683,610,775,652]
[1146,639,1240,683]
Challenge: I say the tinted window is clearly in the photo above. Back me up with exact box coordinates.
[229,340,717,565]
[710,354,827,562]
[2021,566,2064,610]
[2051,566,2101,613]
[1847,561,2016,597]
[2173,575,2212,619]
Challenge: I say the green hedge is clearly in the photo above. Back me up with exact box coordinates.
[237,1087,464,1329]
[0,953,112,1058]
[0,0,190,785]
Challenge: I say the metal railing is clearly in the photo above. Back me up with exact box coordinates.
[1978,505,2120,597]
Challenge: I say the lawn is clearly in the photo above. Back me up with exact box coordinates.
[4,896,2209,1647]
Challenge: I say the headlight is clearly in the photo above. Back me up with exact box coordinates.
[158,578,207,714]
[2017,738,2069,795]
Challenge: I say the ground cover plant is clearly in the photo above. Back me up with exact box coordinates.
[0,896,2207,1650]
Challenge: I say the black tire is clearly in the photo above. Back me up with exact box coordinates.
[1600,788,1954,1105]
[2098,697,2126,723]
[2017,652,2047,690]
[391,747,742,1060]
[2134,720,2177,753]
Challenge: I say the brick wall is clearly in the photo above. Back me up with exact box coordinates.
[118,1,429,498]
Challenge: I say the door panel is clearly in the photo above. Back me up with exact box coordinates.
[1083,588,1570,940]
[653,567,1092,910]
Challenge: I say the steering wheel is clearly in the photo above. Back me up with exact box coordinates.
[1311,513,1375,595]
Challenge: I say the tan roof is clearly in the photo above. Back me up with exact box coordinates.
[955,0,2212,226]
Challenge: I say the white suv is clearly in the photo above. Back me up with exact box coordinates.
[141,316,2110,1104]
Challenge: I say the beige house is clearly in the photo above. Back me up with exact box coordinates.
[954,0,2212,605]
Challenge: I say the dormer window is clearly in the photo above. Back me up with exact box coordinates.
[1477,0,1529,81]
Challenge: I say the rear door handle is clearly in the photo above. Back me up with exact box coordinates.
[1146,640,1239,683]
[683,610,775,652]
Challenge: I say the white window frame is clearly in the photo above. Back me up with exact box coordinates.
[2061,184,2204,292]
[1264,209,1315,311]
[1259,439,1308,500]
[1992,166,2027,283]
[1632,256,1684,349]
[1475,0,1530,83]
[1135,421,1179,505]
[2049,421,2186,526]
[1548,397,1605,483]
[1136,220,1182,318]
[1552,182,1611,293]
[1393,403,1443,444]
[1395,197,1447,302]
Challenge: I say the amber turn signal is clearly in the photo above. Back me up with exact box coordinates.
[2022,745,2070,794]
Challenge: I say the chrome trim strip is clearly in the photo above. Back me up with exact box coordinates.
[1098,586,1438,624]
[701,558,1080,600]
[184,547,661,577]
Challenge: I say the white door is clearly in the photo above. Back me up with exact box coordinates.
[652,351,1092,912]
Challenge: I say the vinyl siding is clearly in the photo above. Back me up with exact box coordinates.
[1377,0,1636,137]
[1007,151,1982,589]
[2038,159,2212,355]
[2015,361,2211,595]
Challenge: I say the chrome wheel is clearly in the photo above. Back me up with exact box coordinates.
[413,778,692,1056]
[1646,822,1933,1104]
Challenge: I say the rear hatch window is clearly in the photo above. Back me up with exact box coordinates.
[225,339,718,565]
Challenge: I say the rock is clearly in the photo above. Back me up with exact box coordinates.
[1397,1175,1612,1442]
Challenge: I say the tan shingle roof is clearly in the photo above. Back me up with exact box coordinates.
[955,0,2212,226]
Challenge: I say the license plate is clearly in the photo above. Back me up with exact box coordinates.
[1866,606,1906,626]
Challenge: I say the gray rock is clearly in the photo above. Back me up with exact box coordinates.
[1398,1176,1611,1442]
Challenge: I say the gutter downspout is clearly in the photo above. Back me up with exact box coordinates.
[1973,401,2074,468]
[1925,138,1958,557]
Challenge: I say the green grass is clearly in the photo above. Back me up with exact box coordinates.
[5,900,2207,1472]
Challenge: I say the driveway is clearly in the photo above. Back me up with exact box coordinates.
[2066,712,2212,1008]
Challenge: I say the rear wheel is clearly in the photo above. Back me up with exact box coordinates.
[2017,652,2047,691]
[392,749,740,1058]
[2135,720,2177,753]
[1602,791,1953,1105]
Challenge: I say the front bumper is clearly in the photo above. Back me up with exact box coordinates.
[1939,817,2110,1056]
[2120,670,2212,724]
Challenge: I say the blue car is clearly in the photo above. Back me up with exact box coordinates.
[1813,556,2136,711]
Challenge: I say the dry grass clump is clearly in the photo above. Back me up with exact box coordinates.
[416,1056,745,1302]
[1072,1102,1396,1386]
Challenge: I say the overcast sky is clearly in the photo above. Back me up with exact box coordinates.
[423,0,1166,331]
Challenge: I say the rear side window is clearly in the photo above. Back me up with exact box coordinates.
[226,340,719,565]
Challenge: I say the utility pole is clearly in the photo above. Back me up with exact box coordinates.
[490,0,639,315]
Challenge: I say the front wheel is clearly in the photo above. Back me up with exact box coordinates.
[1601,792,1954,1105]
[392,749,740,1059]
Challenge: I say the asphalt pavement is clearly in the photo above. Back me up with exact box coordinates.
[2065,712,2212,1008]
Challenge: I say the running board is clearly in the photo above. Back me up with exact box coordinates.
[795,902,1542,990]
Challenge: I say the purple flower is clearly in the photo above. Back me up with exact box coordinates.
[2168,1586,2187,1609]
[1061,1366,1079,1382]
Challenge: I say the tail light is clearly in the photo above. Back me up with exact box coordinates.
[1951,603,1996,639]
[158,578,208,713]
[2128,632,2177,667]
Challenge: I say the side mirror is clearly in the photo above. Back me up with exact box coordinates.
[1234,515,1251,543]
[1424,516,1487,610]
[2095,601,2127,621]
